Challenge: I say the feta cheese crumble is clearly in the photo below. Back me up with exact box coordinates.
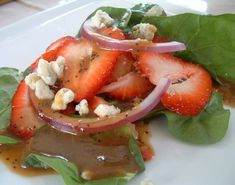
[75,99,89,115]
[51,88,75,110]
[35,79,54,100]
[94,104,121,117]
[50,56,66,78]
[25,72,41,90]
[91,10,114,29]
[131,23,157,41]
[37,58,57,86]
[145,5,164,16]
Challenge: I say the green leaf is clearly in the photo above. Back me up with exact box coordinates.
[93,124,132,141]
[77,3,166,36]
[142,14,235,83]
[0,67,22,82]
[0,67,23,129]
[0,105,11,129]
[163,92,230,144]
[129,3,166,29]
[129,136,145,171]
[0,75,20,95]
[23,154,82,185]
[84,174,135,185]
[23,153,136,185]
[87,7,132,30]
[0,135,21,144]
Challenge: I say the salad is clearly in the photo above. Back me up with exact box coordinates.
[0,3,234,185]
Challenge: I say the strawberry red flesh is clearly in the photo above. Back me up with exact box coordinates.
[97,27,125,40]
[88,96,109,113]
[46,36,76,52]
[10,81,45,139]
[109,52,134,82]
[58,38,121,102]
[137,52,212,116]
[101,72,154,101]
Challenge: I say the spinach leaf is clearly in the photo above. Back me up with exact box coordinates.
[84,174,135,185]
[97,7,132,29]
[129,136,145,171]
[78,6,131,33]
[0,67,23,129]
[142,14,235,83]
[0,135,21,144]
[129,3,166,29]
[23,154,82,185]
[77,3,166,36]
[0,67,22,83]
[163,92,230,144]
[0,105,11,129]
[23,153,136,185]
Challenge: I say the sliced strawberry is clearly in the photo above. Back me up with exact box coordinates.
[31,36,75,70]
[97,27,125,40]
[88,96,109,112]
[58,38,121,102]
[46,36,75,52]
[137,52,212,116]
[109,52,134,82]
[30,49,58,70]
[10,81,45,139]
[100,72,154,101]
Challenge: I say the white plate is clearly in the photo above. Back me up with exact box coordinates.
[0,0,235,185]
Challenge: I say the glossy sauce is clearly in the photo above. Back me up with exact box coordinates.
[0,144,54,176]
[25,127,141,180]
[0,125,149,179]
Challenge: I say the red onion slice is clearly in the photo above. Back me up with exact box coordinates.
[30,78,170,135]
[80,20,186,53]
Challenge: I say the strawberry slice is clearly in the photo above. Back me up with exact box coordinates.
[46,36,75,52]
[10,81,45,139]
[97,27,125,40]
[109,52,134,82]
[58,38,121,102]
[31,36,75,70]
[88,96,109,112]
[100,72,154,101]
[137,52,212,116]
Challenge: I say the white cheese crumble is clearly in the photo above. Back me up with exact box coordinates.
[51,88,75,110]
[140,179,154,185]
[37,58,57,86]
[145,5,164,16]
[94,104,121,117]
[131,23,157,41]
[50,56,66,78]
[25,72,41,90]
[90,10,114,29]
[75,99,89,115]
[35,79,54,100]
